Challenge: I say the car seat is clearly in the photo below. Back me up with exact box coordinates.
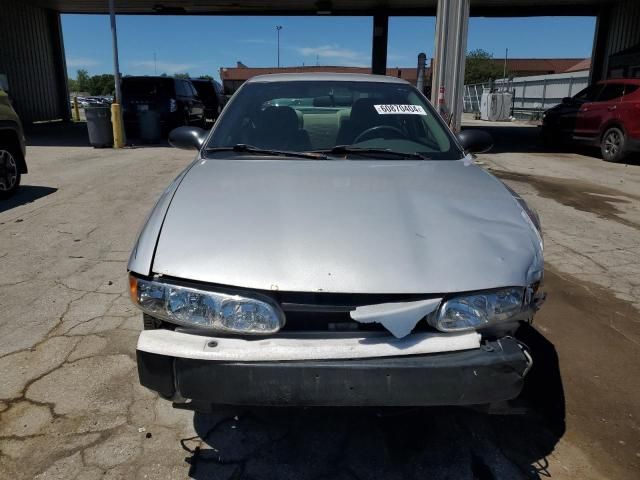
[252,106,312,151]
[335,98,382,145]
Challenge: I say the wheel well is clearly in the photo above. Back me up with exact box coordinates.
[599,122,625,142]
[0,129,27,173]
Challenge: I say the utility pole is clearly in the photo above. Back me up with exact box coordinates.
[276,25,283,68]
[109,0,125,148]
[503,48,508,81]
[154,52,157,75]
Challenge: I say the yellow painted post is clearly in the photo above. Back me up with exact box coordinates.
[73,96,80,122]
[111,103,125,149]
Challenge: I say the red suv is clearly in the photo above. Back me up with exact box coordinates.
[541,79,640,162]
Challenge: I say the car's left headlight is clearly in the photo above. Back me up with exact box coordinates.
[431,287,524,332]
[129,275,285,334]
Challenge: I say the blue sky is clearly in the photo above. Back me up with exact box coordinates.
[62,15,596,80]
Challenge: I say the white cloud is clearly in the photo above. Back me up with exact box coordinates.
[66,57,100,68]
[238,38,275,45]
[387,52,412,63]
[295,44,365,64]
[128,60,195,74]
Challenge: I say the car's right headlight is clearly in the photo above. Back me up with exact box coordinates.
[431,287,524,332]
[129,275,285,334]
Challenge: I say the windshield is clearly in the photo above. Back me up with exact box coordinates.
[206,80,463,160]
[121,77,173,98]
[192,81,216,100]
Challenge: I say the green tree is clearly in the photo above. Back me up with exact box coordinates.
[67,77,78,93]
[75,69,91,92]
[87,74,115,96]
[198,75,213,81]
[465,49,504,85]
[174,72,190,79]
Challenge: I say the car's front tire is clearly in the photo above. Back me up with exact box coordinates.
[601,127,628,163]
[0,145,21,199]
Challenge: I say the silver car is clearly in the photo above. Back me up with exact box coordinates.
[128,73,544,409]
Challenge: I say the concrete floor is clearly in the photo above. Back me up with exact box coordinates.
[0,122,638,479]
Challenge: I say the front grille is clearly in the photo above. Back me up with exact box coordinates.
[278,294,437,334]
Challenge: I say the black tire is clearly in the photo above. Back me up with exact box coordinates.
[143,313,163,330]
[0,144,21,199]
[601,127,628,163]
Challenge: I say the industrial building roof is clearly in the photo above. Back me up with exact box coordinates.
[220,58,589,86]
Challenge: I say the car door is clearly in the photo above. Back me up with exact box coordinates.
[214,81,227,113]
[574,83,625,139]
[616,83,640,138]
[174,80,191,124]
[554,84,600,136]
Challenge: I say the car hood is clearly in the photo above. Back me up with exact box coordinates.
[152,158,542,294]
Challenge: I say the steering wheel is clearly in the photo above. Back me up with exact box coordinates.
[353,125,408,144]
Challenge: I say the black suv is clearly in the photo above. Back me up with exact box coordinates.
[121,76,205,136]
[190,78,227,122]
[0,89,27,198]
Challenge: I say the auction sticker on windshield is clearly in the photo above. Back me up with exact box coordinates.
[374,104,427,115]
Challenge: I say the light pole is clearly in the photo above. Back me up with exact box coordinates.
[276,25,283,68]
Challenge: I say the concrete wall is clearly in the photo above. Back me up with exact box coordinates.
[0,0,70,123]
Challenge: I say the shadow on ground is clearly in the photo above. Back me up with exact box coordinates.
[463,123,640,164]
[25,121,91,147]
[0,185,57,213]
[24,121,172,148]
[180,326,563,480]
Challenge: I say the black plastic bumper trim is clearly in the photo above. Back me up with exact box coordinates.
[137,337,530,406]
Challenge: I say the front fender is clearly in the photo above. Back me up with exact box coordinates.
[128,160,197,275]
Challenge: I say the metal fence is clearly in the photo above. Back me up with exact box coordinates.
[463,71,590,118]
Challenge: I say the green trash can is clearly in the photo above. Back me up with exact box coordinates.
[85,107,113,148]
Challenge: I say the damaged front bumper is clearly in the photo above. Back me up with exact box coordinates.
[136,330,532,407]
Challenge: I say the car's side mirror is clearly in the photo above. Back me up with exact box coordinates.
[168,126,208,150]
[456,129,493,154]
[562,96,573,105]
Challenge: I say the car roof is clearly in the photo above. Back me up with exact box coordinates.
[123,76,184,82]
[599,78,640,85]
[246,72,411,85]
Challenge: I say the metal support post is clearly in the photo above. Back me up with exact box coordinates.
[431,0,470,132]
[371,14,389,75]
[109,0,125,148]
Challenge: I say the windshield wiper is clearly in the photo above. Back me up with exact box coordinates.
[204,144,327,160]
[315,145,429,160]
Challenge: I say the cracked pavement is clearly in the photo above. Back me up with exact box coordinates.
[0,122,638,479]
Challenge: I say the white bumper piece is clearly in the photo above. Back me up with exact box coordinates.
[137,329,482,362]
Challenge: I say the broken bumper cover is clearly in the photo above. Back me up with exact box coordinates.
[136,331,531,407]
